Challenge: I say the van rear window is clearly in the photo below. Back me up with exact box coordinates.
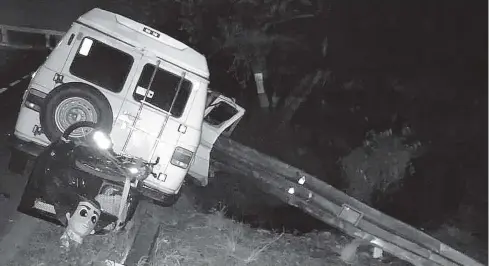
[133,64,192,118]
[70,37,133,93]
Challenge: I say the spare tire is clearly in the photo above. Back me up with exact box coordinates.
[40,82,113,141]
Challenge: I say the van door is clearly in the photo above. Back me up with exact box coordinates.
[188,94,245,186]
[111,56,193,171]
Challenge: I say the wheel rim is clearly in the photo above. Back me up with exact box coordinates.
[54,97,98,138]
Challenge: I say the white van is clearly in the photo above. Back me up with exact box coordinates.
[8,8,245,206]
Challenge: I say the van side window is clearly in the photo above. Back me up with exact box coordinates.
[70,37,133,93]
[204,102,238,127]
[133,64,192,118]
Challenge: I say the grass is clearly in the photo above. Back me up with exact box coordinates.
[4,212,139,266]
[7,193,483,266]
[147,199,403,266]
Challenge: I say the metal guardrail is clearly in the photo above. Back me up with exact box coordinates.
[0,24,65,50]
[212,137,485,266]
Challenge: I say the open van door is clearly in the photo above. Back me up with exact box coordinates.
[188,92,245,186]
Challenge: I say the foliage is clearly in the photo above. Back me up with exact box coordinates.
[175,0,214,45]
[340,127,422,205]
[176,0,320,88]
[216,0,315,86]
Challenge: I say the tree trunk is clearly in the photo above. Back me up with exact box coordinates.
[253,72,270,109]
[251,59,270,109]
[271,69,331,132]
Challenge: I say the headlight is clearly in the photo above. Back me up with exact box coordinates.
[128,167,139,174]
[124,162,151,181]
[92,131,112,150]
[171,147,193,169]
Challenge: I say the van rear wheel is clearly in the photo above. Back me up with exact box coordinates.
[40,82,113,141]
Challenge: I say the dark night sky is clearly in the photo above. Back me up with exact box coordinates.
[324,1,487,79]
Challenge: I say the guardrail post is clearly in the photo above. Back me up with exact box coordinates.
[45,34,50,48]
[0,27,8,44]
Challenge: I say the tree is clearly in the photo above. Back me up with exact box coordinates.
[269,68,330,131]
[218,0,321,109]
[177,0,321,109]
[175,0,332,173]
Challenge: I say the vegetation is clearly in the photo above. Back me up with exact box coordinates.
[341,127,422,205]
[6,197,408,266]
[143,196,403,266]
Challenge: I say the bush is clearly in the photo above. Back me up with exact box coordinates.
[340,127,422,204]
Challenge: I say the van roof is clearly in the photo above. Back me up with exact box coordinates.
[77,8,209,79]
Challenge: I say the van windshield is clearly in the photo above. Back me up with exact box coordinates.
[133,64,192,118]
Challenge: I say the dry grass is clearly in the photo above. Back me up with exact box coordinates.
[4,196,408,266]
[148,202,399,266]
[4,215,137,266]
